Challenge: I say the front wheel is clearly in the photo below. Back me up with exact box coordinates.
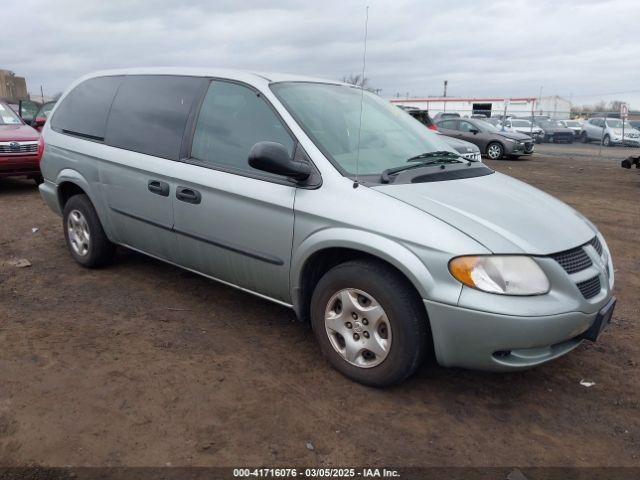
[603,135,611,147]
[486,142,504,160]
[310,260,430,387]
[581,132,589,143]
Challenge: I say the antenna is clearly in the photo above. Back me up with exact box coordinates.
[354,5,369,188]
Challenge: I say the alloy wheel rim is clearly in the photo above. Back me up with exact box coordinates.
[67,210,91,256]
[488,145,501,158]
[324,288,392,368]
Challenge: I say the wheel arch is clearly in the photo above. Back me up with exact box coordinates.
[290,229,434,323]
[55,169,116,242]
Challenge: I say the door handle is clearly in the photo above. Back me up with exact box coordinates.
[176,186,201,205]
[148,180,170,197]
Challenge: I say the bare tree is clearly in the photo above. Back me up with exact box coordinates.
[341,74,369,88]
[608,100,625,113]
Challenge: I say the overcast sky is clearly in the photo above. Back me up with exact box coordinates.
[4,0,640,108]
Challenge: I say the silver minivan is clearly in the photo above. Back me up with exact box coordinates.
[39,68,616,386]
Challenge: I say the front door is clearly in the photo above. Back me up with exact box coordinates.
[172,80,297,303]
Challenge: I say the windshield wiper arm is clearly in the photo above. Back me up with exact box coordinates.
[380,151,464,183]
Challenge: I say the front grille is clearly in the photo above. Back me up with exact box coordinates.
[0,143,38,154]
[591,236,603,256]
[577,276,601,299]
[550,245,593,274]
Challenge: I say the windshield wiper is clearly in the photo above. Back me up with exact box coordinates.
[406,150,462,163]
[380,151,465,183]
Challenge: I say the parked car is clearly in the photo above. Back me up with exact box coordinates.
[403,108,438,131]
[404,107,482,161]
[580,117,640,147]
[30,101,56,132]
[436,117,534,159]
[39,69,615,387]
[432,112,460,122]
[499,118,544,142]
[558,119,583,138]
[0,101,44,184]
[401,107,482,162]
[629,120,640,130]
[437,133,482,162]
[530,119,574,143]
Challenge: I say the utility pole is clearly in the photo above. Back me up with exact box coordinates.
[40,85,44,103]
[443,80,448,97]
[537,86,543,115]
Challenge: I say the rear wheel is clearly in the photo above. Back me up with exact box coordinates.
[581,132,589,143]
[486,142,504,160]
[63,194,115,268]
[310,260,429,387]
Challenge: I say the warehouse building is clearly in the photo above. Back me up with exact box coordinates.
[390,95,572,119]
[0,69,29,103]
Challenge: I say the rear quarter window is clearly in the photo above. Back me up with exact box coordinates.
[104,75,204,161]
[51,76,123,140]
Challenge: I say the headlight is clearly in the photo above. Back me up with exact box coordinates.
[449,255,550,295]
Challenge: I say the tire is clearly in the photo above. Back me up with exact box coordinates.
[62,194,115,268]
[310,260,430,387]
[581,132,589,143]
[603,135,611,147]
[31,175,44,185]
[486,142,504,160]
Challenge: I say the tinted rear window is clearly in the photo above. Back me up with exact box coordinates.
[51,76,123,139]
[105,75,204,160]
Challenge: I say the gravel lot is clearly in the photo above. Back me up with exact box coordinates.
[0,151,638,468]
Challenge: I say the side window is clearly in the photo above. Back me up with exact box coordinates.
[459,121,475,132]
[51,76,123,139]
[105,75,204,160]
[191,81,294,175]
[439,120,457,130]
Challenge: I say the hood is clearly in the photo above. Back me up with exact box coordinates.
[542,126,573,134]
[373,171,595,255]
[613,128,639,135]
[495,131,531,141]
[0,124,40,141]
[439,135,479,152]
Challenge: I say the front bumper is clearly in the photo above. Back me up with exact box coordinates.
[0,154,41,178]
[610,137,640,147]
[424,299,611,371]
[505,141,534,156]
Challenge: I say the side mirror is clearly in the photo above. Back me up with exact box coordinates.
[470,128,480,135]
[32,117,46,128]
[248,141,311,181]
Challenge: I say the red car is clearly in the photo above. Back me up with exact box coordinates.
[0,101,44,184]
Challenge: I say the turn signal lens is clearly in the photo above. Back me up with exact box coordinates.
[449,255,550,296]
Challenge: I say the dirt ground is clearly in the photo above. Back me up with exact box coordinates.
[0,151,638,468]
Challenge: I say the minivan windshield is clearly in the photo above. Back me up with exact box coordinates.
[271,82,464,176]
[0,103,22,125]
